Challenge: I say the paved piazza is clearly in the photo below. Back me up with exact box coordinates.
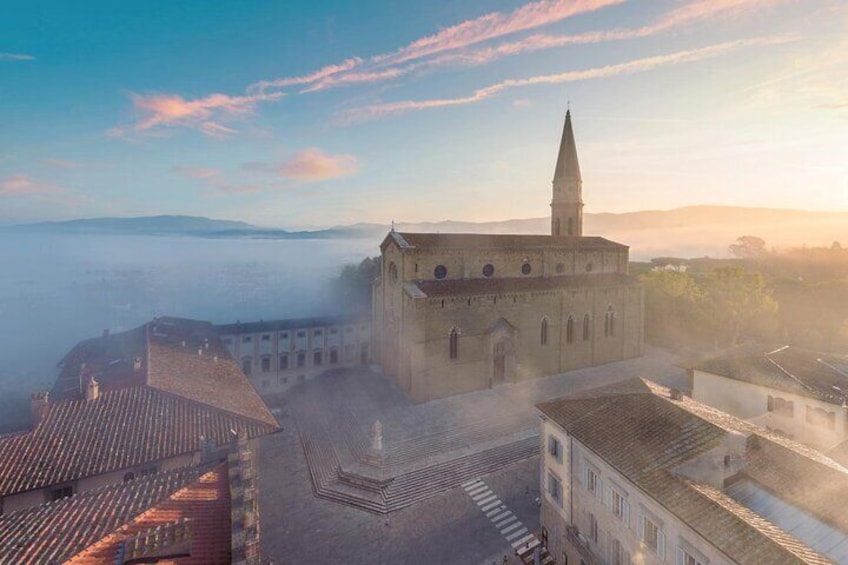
[258,346,686,564]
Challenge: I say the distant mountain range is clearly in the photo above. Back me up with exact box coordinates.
[7,206,848,260]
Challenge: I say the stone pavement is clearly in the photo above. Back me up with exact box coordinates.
[258,346,686,563]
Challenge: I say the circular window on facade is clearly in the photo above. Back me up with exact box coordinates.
[434,265,448,279]
[389,262,398,283]
[556,262,565,274]
[482,263,495,278]
[585,262,594,273]
[521,263,532,275]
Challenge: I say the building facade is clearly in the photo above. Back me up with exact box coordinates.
[537,378,848,565]
[216,316,371,396]
[372,110,644,402]
[689,345,848,454]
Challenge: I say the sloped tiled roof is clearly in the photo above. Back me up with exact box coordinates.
[67,463,232,565]
[52,316,277,427]
[689,345,848,406]
[381,231,626,252]
[0,386,275,498]
[0,465,200,565]
[413,273,637,298]
[537,379,844,565]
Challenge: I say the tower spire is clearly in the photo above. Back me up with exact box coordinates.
[550,108,583,237]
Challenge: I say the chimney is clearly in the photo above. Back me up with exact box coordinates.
[669,388,683,401]
[86,376,100,401]
[213,355,219,363]
[102,328,110,338]
[30,391,49,427]
[133,357,142,372]
[198,347,203,357]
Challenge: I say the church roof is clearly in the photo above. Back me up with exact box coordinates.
[412,273,636,298]
[383,231,626,252]
[553,109,581,182]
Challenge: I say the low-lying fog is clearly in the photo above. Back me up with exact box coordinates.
[0,233,376,394]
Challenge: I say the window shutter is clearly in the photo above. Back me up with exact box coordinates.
[677,548,686,565]
[658,530,666,559]
[580,462,587,489]
[625,550,631,565]
[637,511,644,540]
[623,500,630,527]
[603,483,611,508]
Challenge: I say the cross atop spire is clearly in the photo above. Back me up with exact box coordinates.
[553,109,581,183]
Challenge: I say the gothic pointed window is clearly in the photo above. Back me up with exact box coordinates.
[541,318,549,346]
[554,218,561,236]
[449,328,459,360]
[583,313,591,341]
[566,315,575,344]
[605,306,616,337]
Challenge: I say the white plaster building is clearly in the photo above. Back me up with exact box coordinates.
[688,345,848,461]
[216,316,371,395]
[537,378,848,565]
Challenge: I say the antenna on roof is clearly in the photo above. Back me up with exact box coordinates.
[391,220,395,233]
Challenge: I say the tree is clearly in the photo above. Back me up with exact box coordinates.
[701,267,778,346]
[729,236,768,259]
[332,256,381,314]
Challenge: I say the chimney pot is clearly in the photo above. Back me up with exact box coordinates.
[85,376,100,401]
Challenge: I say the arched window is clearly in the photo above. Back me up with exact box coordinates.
[583,314,591,341]
[449,328,459,360]
[605,306,616,337]
[241,357,252,376]
[568,217,574,236]
[541,318,549,346]
[554,218,561,236]
[566,315,575,344]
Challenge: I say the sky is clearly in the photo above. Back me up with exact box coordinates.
[1,0,847,227]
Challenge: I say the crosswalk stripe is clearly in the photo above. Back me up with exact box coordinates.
[511,533,534,548]
[491,510,511,522]
[462,479,482,488]
[493,514,516,528]
[471,490,492,501]
[506,527,529,542]
[466,484,488,496]
[485,505,506,518]
[481,499,502,512]
[476,493,497,506]
[500,521,523,535]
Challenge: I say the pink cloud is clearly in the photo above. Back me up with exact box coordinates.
[341,35,797,123]
[0,174,59,195]
[249,0,622,94]
[171,166,221,179]
[112,91,284,137]
[278,148,359,182]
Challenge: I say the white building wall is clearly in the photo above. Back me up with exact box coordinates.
[692,370,847,451]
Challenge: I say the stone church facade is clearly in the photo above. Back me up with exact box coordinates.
[372,110,644,402]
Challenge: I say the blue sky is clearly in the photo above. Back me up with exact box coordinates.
[1,0,846,227]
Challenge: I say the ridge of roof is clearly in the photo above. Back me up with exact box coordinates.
[390,232,626,250]
[414,273,637,298]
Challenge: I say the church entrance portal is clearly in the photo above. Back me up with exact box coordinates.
[493,342,507,384]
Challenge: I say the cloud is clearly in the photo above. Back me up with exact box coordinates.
[111,91,284,137]
[0,52,34,62]
[0,174,59,195]
[249,0,623,94]
[171,166,221,179]
[278,149,359,182]
[42,158,85,169]
[340,35,797,123]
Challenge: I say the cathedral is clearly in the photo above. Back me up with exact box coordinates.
[372,110,644,402]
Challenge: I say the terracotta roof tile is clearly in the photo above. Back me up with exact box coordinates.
[0,386,275,498]
[67,463,231,565]
[0,465,200,565]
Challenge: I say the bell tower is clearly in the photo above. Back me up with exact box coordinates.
[551,109,583,237]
